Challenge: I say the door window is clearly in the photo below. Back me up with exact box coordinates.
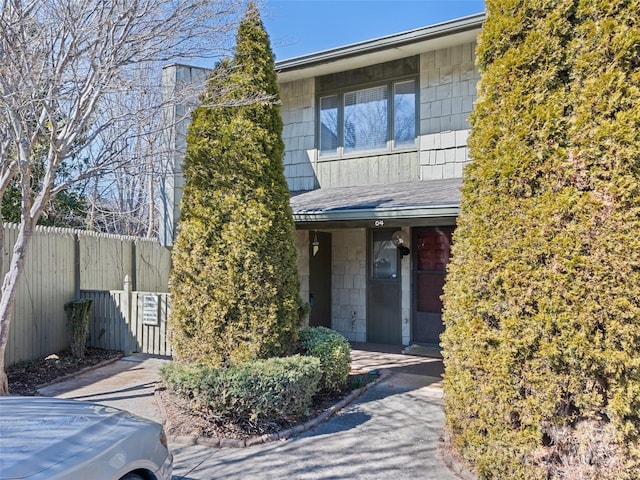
[416,228,452,312]
[372,236,398,279]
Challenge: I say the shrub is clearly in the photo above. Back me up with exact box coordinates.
[64,299,92,359]
[441,1,640,478]
[299,327,350,393]
[169,3,304,367]
[161,355,321,426]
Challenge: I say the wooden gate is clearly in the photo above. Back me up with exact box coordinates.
[81,276,172,357]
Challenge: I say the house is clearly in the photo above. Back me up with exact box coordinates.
[160,13,484,346]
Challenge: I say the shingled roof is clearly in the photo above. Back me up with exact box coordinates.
[290,178,462,226]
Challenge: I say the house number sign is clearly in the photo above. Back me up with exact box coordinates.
[142,295,159,326]
[374,220,385,227]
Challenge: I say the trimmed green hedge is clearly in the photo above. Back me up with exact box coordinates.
[299,327,351,393]
[161,355,321,425]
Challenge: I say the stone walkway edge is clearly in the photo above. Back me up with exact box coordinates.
[156,369,392,448]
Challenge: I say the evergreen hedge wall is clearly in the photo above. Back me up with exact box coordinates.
[441,1,640,478]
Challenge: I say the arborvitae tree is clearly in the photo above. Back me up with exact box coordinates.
[170,3,302,367]
[442,1,640,478]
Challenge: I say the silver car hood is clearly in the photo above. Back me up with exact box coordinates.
[0,397,157,479]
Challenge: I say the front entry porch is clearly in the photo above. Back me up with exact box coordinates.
[290,178,459,347]
[296,221,455,347]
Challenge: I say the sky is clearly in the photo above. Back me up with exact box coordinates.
[260,0,486,61]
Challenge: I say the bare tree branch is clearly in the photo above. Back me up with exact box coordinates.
[0,0,250,394]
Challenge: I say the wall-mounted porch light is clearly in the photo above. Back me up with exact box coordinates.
[312,231,320,256]
[391,230,411,258]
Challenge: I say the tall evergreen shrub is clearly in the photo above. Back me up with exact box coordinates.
[169,3,303,367]
[441,1,640,478]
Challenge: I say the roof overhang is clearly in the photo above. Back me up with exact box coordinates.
[290,178,461,229]
[276,13,485,83]
[292,207,459,230]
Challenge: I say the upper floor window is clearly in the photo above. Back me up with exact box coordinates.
[394,80,417,147]
[316,56,418,157]
[344,85,388,153]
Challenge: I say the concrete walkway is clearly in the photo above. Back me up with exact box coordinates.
[39,344,458,480]
[39,354,167,423]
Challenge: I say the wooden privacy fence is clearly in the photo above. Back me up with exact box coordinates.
[3,223,171,367]
[81,276,172,357]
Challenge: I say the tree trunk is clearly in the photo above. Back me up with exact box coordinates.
[0,220,35,395]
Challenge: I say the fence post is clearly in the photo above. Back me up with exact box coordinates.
[73,234,80,298]
[130,241,137,291]
[122,275,133,356]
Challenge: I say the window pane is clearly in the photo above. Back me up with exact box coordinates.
[372,239,398,279]
[394,80,416,146]
[344,85,387,153]
[319,95,338,155]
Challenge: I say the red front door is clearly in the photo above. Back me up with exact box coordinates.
[412,227,453,344]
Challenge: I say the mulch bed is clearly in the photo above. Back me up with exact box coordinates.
[6,347,123,396]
